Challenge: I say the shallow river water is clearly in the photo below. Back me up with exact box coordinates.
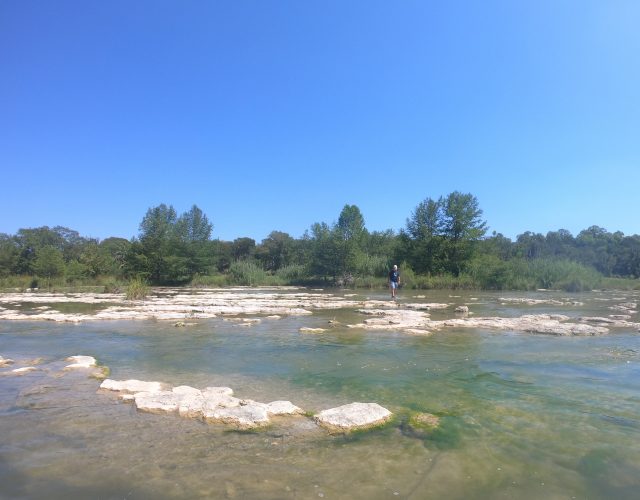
[1,289,639,499]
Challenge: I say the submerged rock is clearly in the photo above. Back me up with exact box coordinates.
[410,412,441,429]
[405,412,441,438]
[299,327,326,334]
[0,356,15,367]
[315,402,392,432]
[173,321,197,327]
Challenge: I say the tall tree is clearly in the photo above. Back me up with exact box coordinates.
[256,231,295,271]
[0,234,19,277]
[175,205,212,242]
[138,204,178,282]
[405,197,445,274]
[441,192,487,275]
[33,246,65,285]
[334,204,366,277]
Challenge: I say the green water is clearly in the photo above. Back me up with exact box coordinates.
[0,289,639,499]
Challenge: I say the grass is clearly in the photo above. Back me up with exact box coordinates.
[125,277,149,300]
[599,277,640,290]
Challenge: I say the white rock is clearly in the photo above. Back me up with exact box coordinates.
[202,386,234,397]
[266,400,304,416]
[10,367,37,375]
[100,379,165,393]
[315,402,392,432]
[177,392,206,418]
[134,390,181,414]
[65,355,97,369]
[204,402,270,429]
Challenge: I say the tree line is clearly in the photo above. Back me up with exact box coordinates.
[1,192,639,291]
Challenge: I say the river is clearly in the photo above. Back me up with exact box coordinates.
[0,288,639,499]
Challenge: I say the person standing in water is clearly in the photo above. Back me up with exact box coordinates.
[388,264,400,300]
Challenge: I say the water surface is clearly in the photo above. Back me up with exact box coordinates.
[1,289,639,499]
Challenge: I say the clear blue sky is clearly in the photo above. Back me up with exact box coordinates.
[1,1,639,242]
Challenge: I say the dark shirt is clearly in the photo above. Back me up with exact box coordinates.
[389,270,399,282]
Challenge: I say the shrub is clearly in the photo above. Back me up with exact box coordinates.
[190,273,228,287]
[275,264,306,283]
[228,260,268,286]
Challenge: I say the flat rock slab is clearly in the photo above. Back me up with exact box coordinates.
[100,379,166,393]
[103,379,304,429]
[315,402,392,432]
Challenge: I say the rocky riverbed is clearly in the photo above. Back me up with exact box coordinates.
[1,352,394,432]
[1,287,637,336]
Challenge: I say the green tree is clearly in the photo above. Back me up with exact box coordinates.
[137,204,180,282]
[441,192,487,276]
[256,231,295,271]
[334,204,366,278]
[33,246,65,285]
[175,204,212,242]
[99,237,131,277]
[306,222,339,280]
[14,227,65,274]
[231,237,256,261]
[0,234,19,277]
[405,197,445,274]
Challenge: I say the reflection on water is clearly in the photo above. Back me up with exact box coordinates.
[0,289,639,499]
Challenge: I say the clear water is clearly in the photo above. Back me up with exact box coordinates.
[1,289,639,499]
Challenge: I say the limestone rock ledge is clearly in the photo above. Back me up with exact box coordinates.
[348,310,615,336]
[101,378,393,433]
[101,379,304,430]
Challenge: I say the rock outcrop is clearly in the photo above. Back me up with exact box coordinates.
[348,309,613,336]
[101,379,304,430]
